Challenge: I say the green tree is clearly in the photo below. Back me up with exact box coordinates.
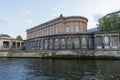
[97,13,120,32]
[16,35,23,40]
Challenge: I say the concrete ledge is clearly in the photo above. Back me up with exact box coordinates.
[0,49,120,59]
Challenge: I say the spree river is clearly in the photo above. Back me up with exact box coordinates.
[0,58,120,80]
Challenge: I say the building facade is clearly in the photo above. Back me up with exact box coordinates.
[0,33,23,50]
[27,15,88,39]
[25,15,119,50]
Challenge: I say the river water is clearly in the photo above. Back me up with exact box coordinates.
[0,58,120,80]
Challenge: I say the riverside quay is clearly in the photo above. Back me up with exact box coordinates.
[24,15,119,50]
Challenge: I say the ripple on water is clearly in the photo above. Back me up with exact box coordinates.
[0,58,120,80]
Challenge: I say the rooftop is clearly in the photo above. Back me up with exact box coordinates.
[0,33,11,38]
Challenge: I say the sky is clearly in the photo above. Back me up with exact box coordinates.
[0,0,120,39]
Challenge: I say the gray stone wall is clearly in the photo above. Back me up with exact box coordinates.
[0,50,120,59]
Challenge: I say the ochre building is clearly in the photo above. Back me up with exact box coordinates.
[27,15,87,39]
[25,15,119,50]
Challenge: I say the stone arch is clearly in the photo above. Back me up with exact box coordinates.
[81,37,87,48]
[54,38,59,49]
[67,37,73,49]
[49,39,54,49]
[61,38,66,49]
[74,37,80,48]
[43,39,48,49]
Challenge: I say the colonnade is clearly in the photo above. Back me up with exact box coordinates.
[25,34,94,50]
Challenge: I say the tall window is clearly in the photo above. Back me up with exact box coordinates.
[76,26,79,32]
[42,30,43,36]
[56,28,58,34]
[51,28,54,35]
[103,36,109,45]
[50,29,52,35]
[66,26,69,32]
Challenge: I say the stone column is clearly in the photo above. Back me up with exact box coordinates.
[16,42,17,49]
[20,42,21,49]
[39,40,41,50]
[72,37,74,49]
[109,35,112,49]
[79,37,81,49]
[65,37,67,49]
[87,37,89,49]
[33,40,35,50]
[52,38,55,49]
[117,35,119,48]
[59,38,61,49]
[94,36,96,49]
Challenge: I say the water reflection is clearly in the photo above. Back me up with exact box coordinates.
[0,58,120,80]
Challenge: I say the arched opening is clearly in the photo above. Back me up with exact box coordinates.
[44,39,48,49]
[74,38,80,48]
[3,41,9,48]
[54,38,59,49]
[81,37,87,48]
[49,39,54,49]
[67,38,73,49]
[61,38,66,49]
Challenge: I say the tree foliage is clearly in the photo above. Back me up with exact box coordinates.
[97,13,120,32]
[16,35,23,40]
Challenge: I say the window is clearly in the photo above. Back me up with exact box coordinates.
[51,28,54,35]
[66,27,69,32]
[56,28,58,34]
[103,36,109,45]
[46,29,48,35]
[50,29,52,35]
[42,30,44,36]
[76,26,79,32]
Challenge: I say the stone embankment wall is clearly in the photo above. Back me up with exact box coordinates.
[0,50,47,58]
[0,50,120,59]
[47,50,120,58]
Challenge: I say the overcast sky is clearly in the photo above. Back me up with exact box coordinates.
[0,0,120,39]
